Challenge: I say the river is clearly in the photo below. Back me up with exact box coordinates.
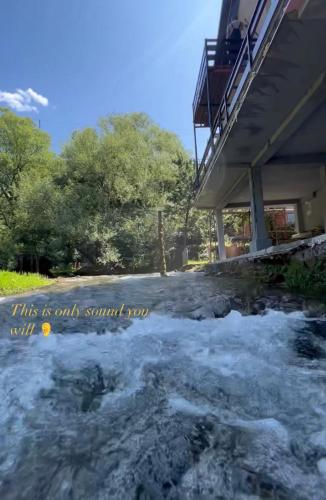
[0,272,325,499]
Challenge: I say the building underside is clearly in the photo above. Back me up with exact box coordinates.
[193,0,326,258]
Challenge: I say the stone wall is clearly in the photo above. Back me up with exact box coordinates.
[206,234,326,275]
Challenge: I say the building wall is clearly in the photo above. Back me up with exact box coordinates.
[302,189,324,231]
[227,0,271,37]
[238,0,259,27]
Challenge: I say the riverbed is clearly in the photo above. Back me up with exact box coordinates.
[0,272,325,499]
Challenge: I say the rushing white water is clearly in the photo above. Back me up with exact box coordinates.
[0,310,325,499]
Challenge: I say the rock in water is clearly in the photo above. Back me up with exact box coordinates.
[189,294,231,320]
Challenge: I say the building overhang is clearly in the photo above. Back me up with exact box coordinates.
[194,0,326,209]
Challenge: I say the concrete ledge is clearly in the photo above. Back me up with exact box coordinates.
[207,234,326,274]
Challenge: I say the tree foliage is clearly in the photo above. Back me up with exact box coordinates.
[0,109,209,274]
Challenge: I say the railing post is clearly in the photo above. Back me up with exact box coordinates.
[205,40,215,153]
[224,95,229,122]
[247,32,253,68]
[219,118,223,137]
[193,124,199,188]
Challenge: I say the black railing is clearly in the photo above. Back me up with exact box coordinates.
[193,39,218,121]
[194,0,284,190]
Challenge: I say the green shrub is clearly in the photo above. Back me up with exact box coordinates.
[49,265,76,277]
[263,260,326,298]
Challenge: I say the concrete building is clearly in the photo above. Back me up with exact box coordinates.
[193,0,326,260]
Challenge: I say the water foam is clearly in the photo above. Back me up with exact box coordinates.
[0,310,325,498]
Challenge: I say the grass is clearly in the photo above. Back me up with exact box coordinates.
[182,259,209,272]
[187,259,209,266]
[0,271,53,296]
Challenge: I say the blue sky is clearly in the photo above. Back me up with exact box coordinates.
[0,0,221,155]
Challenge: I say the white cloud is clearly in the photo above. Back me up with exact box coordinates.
[0,88,49,113]
[25,88,48,107]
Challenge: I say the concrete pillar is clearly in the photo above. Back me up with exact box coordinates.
[294,200,305,234]
[248,166,272,252]
[320,166,326,233]
[215,209,226,260]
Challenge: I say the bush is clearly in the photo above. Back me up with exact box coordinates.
[263,260,326,298]
[49,265,76,277]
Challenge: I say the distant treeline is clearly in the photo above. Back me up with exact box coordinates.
[0,108,210,275]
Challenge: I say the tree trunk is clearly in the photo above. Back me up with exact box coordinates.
[183,203,190,249]
[158,210,167,277]
[35,255,40,274]
[18,255,23,274]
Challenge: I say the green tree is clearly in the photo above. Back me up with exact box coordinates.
[0,108,54,269]
[0,109,200,274]
[57,113,189,271]
[0,107,52,229]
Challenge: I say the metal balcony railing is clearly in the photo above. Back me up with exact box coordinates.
[193,37,242,128]
[194,0,284,190]
[193,39,218,124]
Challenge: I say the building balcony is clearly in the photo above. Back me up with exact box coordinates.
[193,38,242,128]
[193,0,326,256]
[193,0,281,190]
